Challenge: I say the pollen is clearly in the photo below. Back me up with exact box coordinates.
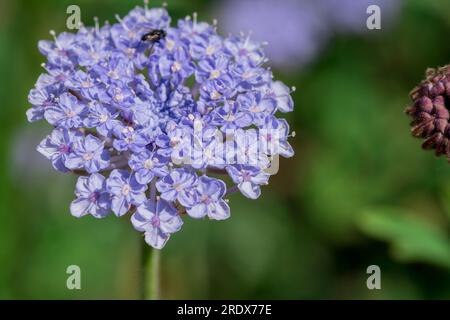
[171,61,182,72]
[210,69,221,79]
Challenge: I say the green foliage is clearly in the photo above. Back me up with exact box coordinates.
[358,207,450,269]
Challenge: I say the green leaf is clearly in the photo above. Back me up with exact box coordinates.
[358,207,450,269]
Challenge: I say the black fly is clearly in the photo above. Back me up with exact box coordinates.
[141,29,167,54]
[141,29,166,43]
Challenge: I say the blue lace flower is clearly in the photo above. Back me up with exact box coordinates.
[71,173,110,218]
[44,92,87,128]
[187,176,230,220]
[106,170,147,216]
[65,134,110,173]
[27,3,295,249]
[132,199,183,249]
[37,128,82,172]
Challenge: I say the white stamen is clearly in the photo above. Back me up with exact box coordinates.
[206,45,216,56]
[244,31,253,47]
[171,61,182,72]
[165,39,175,51]
[49,30,60,47]
[115,14,129,31]
[144,159,154,169]
[99,114,108,123]
[210,69,221,79]
[83,152,94,161]
[193,12,198,26]
[93,16,100,35]
[121,184,130,196]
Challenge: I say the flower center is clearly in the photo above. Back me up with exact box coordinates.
[121,184,131,196]
[58,144,70,154]
[90,51,100,61]
[206,45,216,56]
[166,40,175,51]
[83,152,94,161]
[127,30,136,38]
[242,71,254,79]
[151,215,160,227]
[170,137,180,147]
[126,48,136,57]
[123,126,134,135]
[108,70,119,80]
[81,80,92,88]
[173,183,184,192]
[210,91,221,100]
[205,149,213,159]
[88,192,99,203]
[242,171,252,182]
[114,93,124,103]
[210,69,221,79]
[55,73,67,82]
[99,114,108,123]
[171,61,182,72]
[201,194,212,204]
[224,113,236,122]
[238,48,248,56]
[144,159,154,169]
[250,105,261,113]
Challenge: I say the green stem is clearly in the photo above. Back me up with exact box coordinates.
[141,242,161,300]
[140,180,160,300]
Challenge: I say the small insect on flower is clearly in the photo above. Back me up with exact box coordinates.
[141,29,167,42]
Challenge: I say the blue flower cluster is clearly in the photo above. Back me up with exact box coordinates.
[27,4,295,249]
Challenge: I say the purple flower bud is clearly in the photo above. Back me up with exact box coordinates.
[406,66,450,158]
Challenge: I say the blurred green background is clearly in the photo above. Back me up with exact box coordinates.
[0,0,450,299]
